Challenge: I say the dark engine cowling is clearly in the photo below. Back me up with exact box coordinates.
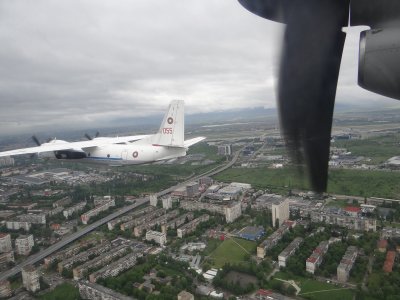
[54,150,87,159]
[358,28,400,100]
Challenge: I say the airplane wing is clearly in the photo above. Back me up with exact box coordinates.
[184,137,206,148]
[0,134,151,158]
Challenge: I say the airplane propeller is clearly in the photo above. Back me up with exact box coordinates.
[85,131,100,140]
[238,0,400,193]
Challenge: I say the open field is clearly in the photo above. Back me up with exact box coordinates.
[39,283,80,300]
[214,167,400,198]
[273,272,355,300]
[209,237,257,268]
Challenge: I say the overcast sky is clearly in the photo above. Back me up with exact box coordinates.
[0,0,399,136]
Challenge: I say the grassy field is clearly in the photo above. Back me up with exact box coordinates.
[209,237,257,268]
[38,283,80,300]
[214,167,400,198]
[273,272,355,300]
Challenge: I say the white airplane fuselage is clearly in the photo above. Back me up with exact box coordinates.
[83,144,187,165]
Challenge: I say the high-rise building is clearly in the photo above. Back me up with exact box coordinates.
[15,235,34,256]
[162,196,172,209]
[145,230,167,246]
[22,265,40,292]
[0,233,12,253]
[150,194,158,207]
[272,199,289,227]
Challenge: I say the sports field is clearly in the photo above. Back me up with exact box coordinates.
[208,237,257,268]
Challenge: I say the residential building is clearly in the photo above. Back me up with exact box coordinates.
[217,144,232,156]
[18,213,46,224]
[310,210,376,232]
[150,194,158,207]
[81,199,115,225]
[177,215,210,238]
[257,221,294,258]
[73,245,130,280]
[78,280,134,300]
[161,212,194,233]
[272,199,289,227]
[0,233,12,253]
[53,197,72,208]
[337,246,358,282]
[134,209,179,237]
[22,265,40,293]
[383,251,396,273]
[0,280,11,298]
[120,208,165,231]
[278,238,303,267]
[381,227,400,239]
[377,239,388,253]
[145,230,167,246]
[63,201,86,219]
[0,252,14,266]
[162,196,172,209]
[89,252,142,283]
[306,241,329,274]
[180,200,241,223]
[6,221,31,231]
[15,235,34,256]
[186,182,199,198]
[107,206,154,230]
[93,195,113,206]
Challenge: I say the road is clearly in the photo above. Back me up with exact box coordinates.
[0,148,242,281]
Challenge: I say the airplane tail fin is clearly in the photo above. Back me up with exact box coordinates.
[143,100,185,147]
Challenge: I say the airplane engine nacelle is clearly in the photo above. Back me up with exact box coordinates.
[358,28,400,100]
[54,150,87,159]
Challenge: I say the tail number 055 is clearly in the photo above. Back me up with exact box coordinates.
[162,128,173,134]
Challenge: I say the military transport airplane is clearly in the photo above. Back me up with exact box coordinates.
[0,100,205,165]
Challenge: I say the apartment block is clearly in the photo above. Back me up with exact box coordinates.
[272,199,290,228]
[133,209,179,237]
[120,208,165,231]
[145,230,167,246]
[18,213,46,225]
[0,280,11,298]
[257,222,293,258]
[180,200,241,223]
[310,211,376,232]
[15,235,34,256]
[63,201,87,219]
[93,195,114,206]
[278,238,303,267]
[81,199,115,225]
[44,238,97,267]
[0,233,12,253]
[161,212,194,233]
[306,241,329,274]
[186,182,199,198]
[150,194,158,207]
[6,221,31,231]
[337,246,358,282]
[78,281,134,300]
[73,244,130,280]
[177,215,210,238]
[58,241,112,272]
[53,197,72,208]
[22,265,40,293]
[162,196,172,209]
[107,206,154,230]
[0,252,14,266]
[89,252,142,283]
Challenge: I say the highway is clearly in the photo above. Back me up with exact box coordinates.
[0,148,241,281]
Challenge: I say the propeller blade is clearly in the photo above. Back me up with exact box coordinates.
[32,135,41,146]
[85,133,93,140]
[95,131,100,138]
[277,0,349,192]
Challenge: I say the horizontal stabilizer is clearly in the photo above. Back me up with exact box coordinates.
[184,137,206,148]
